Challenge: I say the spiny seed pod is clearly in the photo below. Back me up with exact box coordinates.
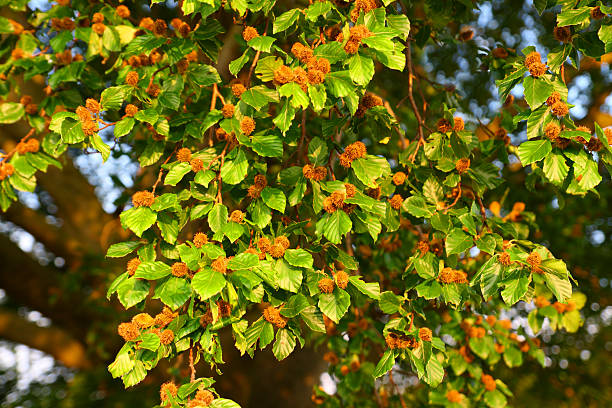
[268,243,285,258]
[253,174,267,188]
[546,91,561,106]
[92,12,104,24]
[26,139,40,152]
[416,241,429,254]
[292,67,309,90]
[389,194,403,210]
[455,158,470,174]
[132,313,155,329]
[178,22,191,37]
[553,26,571,43]
[528,61,547,77]
[437,118,453,133]
[230,210,244,223]
[116,5,130,18]
[177,147,192,162]
[240,117,255,136]
[193,232,208,248]
[275,236,290,250]
[217,299,232,317]
[132,191,155,207]
[544,122,561,141]
[20,95,32,105]
[221,103,235,118]
[139,17,154,31]
[118,322,139,341]
[524,51,541,68]
[159,329,174,345]
[126,71,139,86]
[418,327,432,342]
[551,101,569,117]
[92,23,106,35]
[302,164,315,179]
[153,19,167,36]
[453,117,465,131]
[291,42,314,62]
[190,158,204,172]
[318,277,335,294]
[273,65,294,84]
[171,262,188,277]
[160,382,178,402]
[86,98,100,113]
[125,104,139,117]
[344,183,356,198]
[307,69,325,85]
[263,306,287,328]
[257,237,271,253]
[147,83,161,97]
[339,153,352,168]
[242,26,259,42]
[587,137,603,152]
[11,48,24,59]
[446,390,463,403]
[195,389,215,405]
[453,270,468,284]
[335,271,349,289]
[498,252,512,266]
[438,267,455,284]
[211,256,228,274]
[82,120,98,136]
[127,258,141,276]
[526,252,542,273]
[231,83,246,97]
[392,172,407,186]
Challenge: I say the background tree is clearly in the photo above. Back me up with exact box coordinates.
[0,0,611,407]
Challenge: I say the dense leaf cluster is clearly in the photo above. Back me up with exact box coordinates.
[1,0,611,407]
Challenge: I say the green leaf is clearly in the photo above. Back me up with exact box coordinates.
[372,349,395,378]
[318,289,350,323]
[276,260,302,293]
[192,268,226,301]
[61,119,87,144]
[279,82,309,109]
[116,277,149,309]
[484,390,507,408]
[120,207,157,237]
[228,252,259,270]
[557,7,590,27]
[445,229,474,255]
[501,276,529,305]
[134,261,171,280]
[523,76,554,108]
[323,211,352,244]
[272,329,296,361]
[305,1,332,21]
[281,294,309,318]
[189,65,221,86]
[273,101,296,134]
[284,249,313,269]
[220,150,248,184]
[543,152,569,185]
[106,241,141,258]
[114,117,135,138]
[424,358,444,386]
[261,187,286,213]
[526,105,550,140]
[402,196,435,218]
[210,399,242,408]
[0,103,24,124]
[273,9,301,34]
[543,272,572,302]
[351,156,389,187]
[251,134,283,158]
[300,305,326,332]
[348,276,380,299]
[378,291,401,313]
[517,140,552,165]
[154,277,192,310]
[348,54,375,86]
[248,36,276,52]
[241,86,279,110]
[100,86,126,110]
[208,203,228,233]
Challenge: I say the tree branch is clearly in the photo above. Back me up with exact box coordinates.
[0,308,91,369]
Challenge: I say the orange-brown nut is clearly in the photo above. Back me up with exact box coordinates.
[392,171,407,186]
[437,118,453,133]
[190,158,204,172]
[221,103,235,118]
[389,194,403,210]
[211,256,228,274]
[116,5,130,18]
[177,147,192,163]
[418,327,432,342]
[230,210,244,223]
[132,191,155,207]
[127,258,141,276]
[528,61,547,77]
[453,117,465,131]
[318,277,335,294]
[159,329,174,345]
[242,26,259,42]
[268,244,285,258]
[132,313,155,329]
[160,382,178,402]
[240,117,255,136]
[524,51,541,68]
[257,237,272,253]
[553,26,572,43]
[171,262,189,277]
[193,232,208,248]
[118,322,140,341]
[125,104,139,117]
[335,270,349,289]
[455,158,470,174]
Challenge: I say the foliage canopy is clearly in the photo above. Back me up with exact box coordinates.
[1,0,612,407]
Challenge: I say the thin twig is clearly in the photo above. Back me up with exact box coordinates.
[246,19,269,87]
[0,129,35,160]
[388,371,408,408]
[406,42,424,144]
[152,146,178,194]
[189,342,196,383]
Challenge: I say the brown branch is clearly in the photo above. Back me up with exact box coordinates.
[0,308,91,369]
[152,147,178,194]
[405,42,424,144]
[246,19,269,87]
[0,128,35,160]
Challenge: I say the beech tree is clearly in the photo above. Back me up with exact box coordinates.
[1,0,611,407]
